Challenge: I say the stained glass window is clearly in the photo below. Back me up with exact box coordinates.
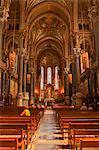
[40,66,44,90]
[55,66,59,90]
[47,67,52,84]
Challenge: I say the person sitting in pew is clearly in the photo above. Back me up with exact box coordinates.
[88,104,93,111]
[80,103,87,111]
[20,106,30,116]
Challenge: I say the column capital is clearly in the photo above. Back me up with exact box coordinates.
[24,55,28,63]
[18,48,26,56]
[30,68,35,75]
[73,47,81,57]
[64,67,69,74]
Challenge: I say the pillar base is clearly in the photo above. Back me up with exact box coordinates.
[23,92,29,106]
[30,96,34,106]
[75,92,82,106]
[17,93,23,106]
[65,96,70,105]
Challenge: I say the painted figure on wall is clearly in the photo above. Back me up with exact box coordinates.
[8,51,16,69]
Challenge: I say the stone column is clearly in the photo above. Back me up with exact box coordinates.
[0,1,11,102]
[0,69,2,95]
[64,67,70,105]
[74,48,82,106]
[17,53,24,106]
[30,69,34,105]
[97,69,99,94]
[4,71,10,105]
[72,59,77,106]
[88,4,99,94]
[0,19,4,95]
[23,56,29,106]
[5,72,9,96]
[2,71,6,95]
[73,0,82,106]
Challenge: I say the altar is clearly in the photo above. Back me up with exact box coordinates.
[44,98,55,106]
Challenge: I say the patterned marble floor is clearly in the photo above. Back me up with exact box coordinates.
[28,109,69,150]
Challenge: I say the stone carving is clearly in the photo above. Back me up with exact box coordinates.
[8,51,16,69]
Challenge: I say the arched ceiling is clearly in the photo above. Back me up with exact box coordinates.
[27,0,71,63]
[6,0,95,68]
[37,49,61,66]
[35,38,63,57]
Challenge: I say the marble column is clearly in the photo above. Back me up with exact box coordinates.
[72,59,76,106]
[97,69,99,94]
[23,56,29,106]
[23,57,27,93]
[0,69,2,95]
[30,71,34,105]
[0,1,11,97]
[2,71,6,95]
[0,21,4,95]
[74,48,82,106]
[17,53,23,106]
[87,73,91,96]
[76,54,81,92]
[64,67,70,105]
[4,72,10,106]
[90,71,94,97]
[5,72,9,96]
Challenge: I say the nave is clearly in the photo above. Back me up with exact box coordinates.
[0,105,99,150]
[28,108,99,150]
[29,109,68,150]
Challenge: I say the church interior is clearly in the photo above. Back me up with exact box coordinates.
[0,0,99,149]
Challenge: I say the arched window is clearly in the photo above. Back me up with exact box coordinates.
[55,66,59,90]
[40,66,44,90]
[47,67,52,84]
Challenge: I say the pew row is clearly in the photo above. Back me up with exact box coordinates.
[80,138,99,150]
[0,129,25,150]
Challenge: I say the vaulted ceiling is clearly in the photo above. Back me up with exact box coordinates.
[5,0,97,68]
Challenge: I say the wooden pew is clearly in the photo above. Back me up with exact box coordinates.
[0,116,37,133]
[0,122,31,145]
[68,123,99,148]
[80,138,99,150]
[57,111,99,136]
[59,117,99,138]
[0,129,25,150]
[0,107,42,148]
[72,129,99,149]
[0,106,43,119]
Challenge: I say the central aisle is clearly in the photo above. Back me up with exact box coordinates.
[29,109,69,150]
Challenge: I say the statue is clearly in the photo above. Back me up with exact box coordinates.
[8,51,16,69]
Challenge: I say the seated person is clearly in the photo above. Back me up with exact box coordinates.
[88,104,93,111]
[80,102,87,111]
[20,106,30,116]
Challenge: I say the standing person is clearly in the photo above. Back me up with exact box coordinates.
[20,106,30,116]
